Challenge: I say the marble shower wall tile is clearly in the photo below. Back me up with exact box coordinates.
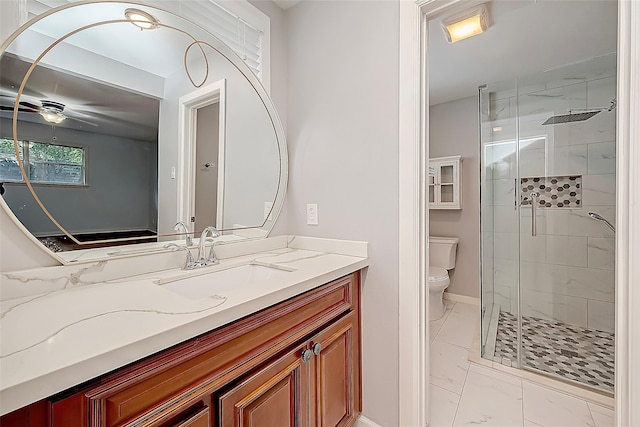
[493,284,512,313]
[582,173,616,206]
[493,206,519,233]
[493,259,518,289]
[587,300,615,333]
[550,111,616,146]
[519,262,615,303]
[492,179,516,206]
[587,77,617,110]
[518,83,587,118]
[493,232,519,261]
[542,206,616,238]
[587,142,616,175]
[588,237,615,270]
[546,235,588,268]
[519,234,547,264]
[521,289,588,327]
[519,146,588,178]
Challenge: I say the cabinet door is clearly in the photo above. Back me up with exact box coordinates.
[217,346,311,427]
[172,407,211,427]
[311,312,360,427]
[429,157,462,209]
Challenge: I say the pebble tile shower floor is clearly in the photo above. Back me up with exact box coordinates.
[494,311,615,392]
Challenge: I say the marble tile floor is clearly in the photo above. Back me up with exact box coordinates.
[430,301,614,427]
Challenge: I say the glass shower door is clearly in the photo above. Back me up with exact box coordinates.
[479,79,521,365]
[515,58,616,391]
[480,55,616,393]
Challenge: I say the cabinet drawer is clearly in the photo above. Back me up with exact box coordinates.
[86,273,358,427]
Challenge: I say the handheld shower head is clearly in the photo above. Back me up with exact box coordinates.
[588,212,615,233]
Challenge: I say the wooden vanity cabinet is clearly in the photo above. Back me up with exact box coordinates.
[0,271,361,427]
[218,311,359,427]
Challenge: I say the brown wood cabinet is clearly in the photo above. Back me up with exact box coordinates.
[0,271,362,427]
[217,311,359,427]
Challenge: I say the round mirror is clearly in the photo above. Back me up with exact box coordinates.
[0,1,287,262]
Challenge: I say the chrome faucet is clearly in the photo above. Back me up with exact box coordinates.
[196,226,221,267]
[174,221,193,247]
[163,243,195,270]
[166,226,220,270]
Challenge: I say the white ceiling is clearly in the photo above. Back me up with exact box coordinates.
[427,0,618,105]
[272,0,301,10]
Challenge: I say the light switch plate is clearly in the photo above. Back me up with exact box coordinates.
[306,203,318,225]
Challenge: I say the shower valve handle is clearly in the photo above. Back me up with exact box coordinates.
[530,192,540,237]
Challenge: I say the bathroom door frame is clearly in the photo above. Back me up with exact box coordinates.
[177,79,227,232]
[398,1,640,426]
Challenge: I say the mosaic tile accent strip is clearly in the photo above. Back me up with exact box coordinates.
[494,311,614,392]
[521,175,582,208]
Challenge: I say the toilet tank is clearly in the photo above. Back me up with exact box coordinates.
[429,236,459,270]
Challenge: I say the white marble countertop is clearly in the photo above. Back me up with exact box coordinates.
[0,235,368,416]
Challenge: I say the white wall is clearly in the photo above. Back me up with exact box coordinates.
[429,96,480,298]
[284,2,400,425]
[248,0,289,235]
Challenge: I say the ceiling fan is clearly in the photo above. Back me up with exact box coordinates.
[0,98,98,127]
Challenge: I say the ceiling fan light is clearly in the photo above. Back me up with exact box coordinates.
[442,4,489,43]
[40,110,65,124]
[124,8,159,30]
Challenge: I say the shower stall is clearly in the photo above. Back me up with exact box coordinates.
[479,54,616,394]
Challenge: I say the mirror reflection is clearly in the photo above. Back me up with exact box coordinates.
[0,2,286,258]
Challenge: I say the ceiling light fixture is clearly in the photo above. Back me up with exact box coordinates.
[442,4,489,43]
[40,110,65,124]
[39,101,66,124]
[124,8,159,30]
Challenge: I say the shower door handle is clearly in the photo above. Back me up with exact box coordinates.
[530,192,539,236]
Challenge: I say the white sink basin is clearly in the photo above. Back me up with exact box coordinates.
[159,264,292,299]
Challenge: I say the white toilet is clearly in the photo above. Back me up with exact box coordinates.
[429,236,459,321]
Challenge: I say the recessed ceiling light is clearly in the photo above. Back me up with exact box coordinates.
[442,4,489,43]
[124,8,159,30]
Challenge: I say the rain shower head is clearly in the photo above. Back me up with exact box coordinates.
[541,98,616,126]
[541,110,600,125]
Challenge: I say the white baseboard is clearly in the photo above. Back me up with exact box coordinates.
[356,415,383,427]
[443,291,480,306]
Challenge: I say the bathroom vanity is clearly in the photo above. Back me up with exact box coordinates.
[0,236,368,426]
[0,3,368,425]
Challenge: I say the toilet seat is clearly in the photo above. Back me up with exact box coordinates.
[428,266,448,282]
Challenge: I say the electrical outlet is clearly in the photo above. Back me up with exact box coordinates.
[306,203,318,225]
[264,201,274,220]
